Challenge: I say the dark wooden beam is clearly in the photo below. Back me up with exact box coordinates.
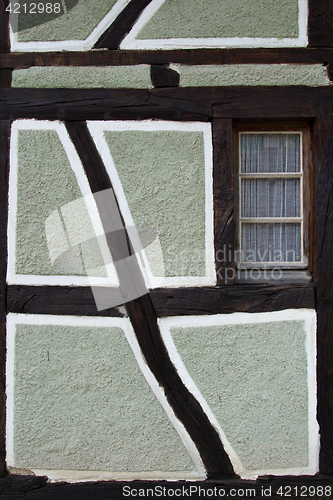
[6,285,124,317]
[151,284,315,315]
[0,0,10,53]
[1,474,333,499]
[94,0,153,49]
[308,0,333,47]
[65,121,236,478]
[4,87,333,120]
[0,121,10,478]
[312,117,333,473]
[1,48,333,69]
[0,0,11,88]
[0,89,209,121]
[212,119,234,284]
[150,65,180,88]
[7,284,315,316]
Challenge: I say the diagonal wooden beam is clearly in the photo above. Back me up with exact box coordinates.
[65,120,237,478]
[94,0,154,49]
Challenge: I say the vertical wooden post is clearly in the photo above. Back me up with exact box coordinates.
[0,121,10,477]
[212,119,234,285]
[312,117,333,473]
[0,0,11,88]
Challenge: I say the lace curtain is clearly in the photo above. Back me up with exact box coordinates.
[239,133,302,264]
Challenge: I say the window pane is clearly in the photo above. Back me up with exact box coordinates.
[241,223,302,263]
[241,178,301,218]
[240,133,301,173]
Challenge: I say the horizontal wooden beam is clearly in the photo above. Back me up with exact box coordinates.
[3,87,333,120]
[7,284,315,316]
[7,285,125,317]
[0,48,333,69]
[1,473,333,499]
[0,88,209,120]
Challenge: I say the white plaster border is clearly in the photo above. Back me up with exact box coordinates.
[6,313,206,481]
[87,120,215,288]
[8,119,118,287]
[159,309,319,480]
[10,0,132,52]
[120,0,308,50]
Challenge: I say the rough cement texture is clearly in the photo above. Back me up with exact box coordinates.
[13,323,196,472]
[137,0,299,39]
[104,130,206,277]
[176,64,329,87]
[171,320,309,470]
[12,66,152,89]
[16,129,106,277]
[17,0,118,41]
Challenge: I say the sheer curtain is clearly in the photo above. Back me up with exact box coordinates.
[240,133,302,264]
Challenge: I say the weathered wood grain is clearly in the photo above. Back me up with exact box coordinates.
[66,121,236,477]
[4,87,333,120]
[7,286,124,317]
[312,117,333,473]
[0,0,11,88]
[2,48,333,68]
[150,65,180,88]
[0,0,10,54]
[308,0,333,47]
[148,94,212,117]
[212,119,234,284]
[0,89,209,121]
[94,0,153,49]
[151,285,315,315]
[7,284,315,316]
[1,474,333,499]
[0,121,10,477]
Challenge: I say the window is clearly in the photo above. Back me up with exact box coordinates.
[234,123,312,283]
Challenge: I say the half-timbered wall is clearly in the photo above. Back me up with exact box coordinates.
[1,0,333,497]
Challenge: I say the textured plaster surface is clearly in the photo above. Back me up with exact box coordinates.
[175,64,329,87]
[15,129,106,276]
[137,0,299,39]
[17,0,118,41]
[104,130,206,277]
[171,320,309,470]
[12,323,196,472]
[12,66,152,89]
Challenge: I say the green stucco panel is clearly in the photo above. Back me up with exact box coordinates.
[12,66,152,89]
[15,129,106,277]
[137,0,299,40]
[176,64,329,87]
[13,323,196,472]
[17,0,118,41]
[104,130,206,277]
[171,320,309,470]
